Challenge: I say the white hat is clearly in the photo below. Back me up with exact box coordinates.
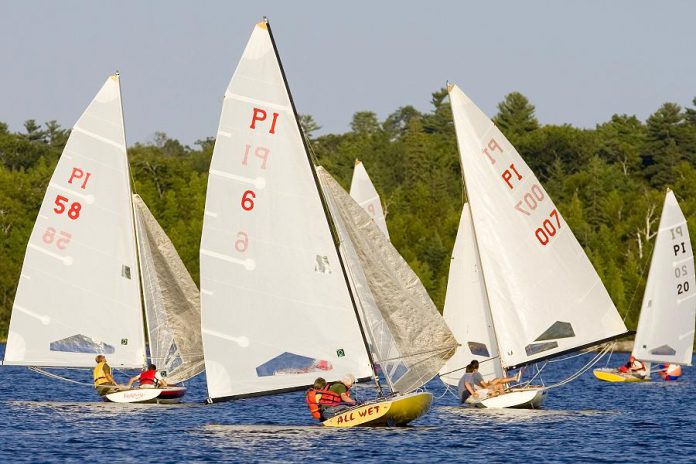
[341,373,355,386]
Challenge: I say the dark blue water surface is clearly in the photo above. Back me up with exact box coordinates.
[1,344,694,463]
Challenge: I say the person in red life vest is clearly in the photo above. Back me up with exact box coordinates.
[305,377,328,420]
[617,355,648,378]
[318,374,357,419]
[657,364,683,381]
[127,364,168,389]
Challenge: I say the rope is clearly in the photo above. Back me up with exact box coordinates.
[542,343,612,390]
[28,367,94,387]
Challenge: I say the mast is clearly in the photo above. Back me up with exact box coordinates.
[264,19,383,395]
[119,72,149,369]
[448,84,505,374]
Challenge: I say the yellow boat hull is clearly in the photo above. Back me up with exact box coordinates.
[593,368,649,383]
[322,391,432,428]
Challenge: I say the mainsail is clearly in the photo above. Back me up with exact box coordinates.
[632,190,696,366]
[439,204,504,386]
[448,84,627,369]
[133,195,205,382]
[3,75,146,368]
[350,160,390,239]
[200,21,372,401]
[318,167,457,393]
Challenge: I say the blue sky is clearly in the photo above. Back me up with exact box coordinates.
[2,1,695,145]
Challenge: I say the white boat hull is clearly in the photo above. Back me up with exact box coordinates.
[103,386,186,404]
[466,387,546,409]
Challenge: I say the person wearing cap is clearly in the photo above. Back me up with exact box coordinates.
[617,355,648,379]
[319,374,357,418]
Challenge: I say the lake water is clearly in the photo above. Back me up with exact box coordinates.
[1,344,694,463]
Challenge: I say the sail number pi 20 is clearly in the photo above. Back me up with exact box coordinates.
[670,225,691,296]
[482,137,561,247]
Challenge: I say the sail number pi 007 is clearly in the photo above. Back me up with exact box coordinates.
[481,137,562,247]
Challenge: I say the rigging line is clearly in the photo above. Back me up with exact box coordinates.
[542,343,612,390]
[28,367,94,387]
[439,355,501,377]
[379,346,457,364]
[623,236,655,324]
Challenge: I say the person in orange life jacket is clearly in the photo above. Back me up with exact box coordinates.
[127,364,168,389]
[657,363,682,381]
[617,355,647,378]
[305,377,328,420]
[319,374,357,419]
[93,355,120,395]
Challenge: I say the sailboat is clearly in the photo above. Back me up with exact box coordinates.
[594,190,695,382]
[199,19,457,427]
[1,75,204,403]
[439,84,629,408]
[350,160,390,239]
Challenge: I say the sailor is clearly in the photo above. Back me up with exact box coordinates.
[93,355,119,395]
[305,377,328,420]
[318,374,357,418]
[458,360,521,403]
[618,355,648,378]
[657,364,683,381]
[127,364,168,389]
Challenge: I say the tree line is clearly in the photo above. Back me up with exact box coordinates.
[1,89,696,338]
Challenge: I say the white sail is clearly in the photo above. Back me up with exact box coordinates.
[200,22,372,400]
[632,191,696,366]
[439,204,504,386]
[448,84,627,368]
[350,160,390,239]
[133,195,205,382]
[319,167,457,393]
[4,75,146,368]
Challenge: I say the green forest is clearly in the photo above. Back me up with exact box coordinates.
[1,89,696,339]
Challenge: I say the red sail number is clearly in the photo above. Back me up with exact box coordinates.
[54,195,82,220]
[241,190,256,211]
[535,209,561,246]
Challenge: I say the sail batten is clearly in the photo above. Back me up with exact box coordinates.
[448,84,627,368]
[200,22,372,400]
[632,191,696,366]
[4,75,147,369]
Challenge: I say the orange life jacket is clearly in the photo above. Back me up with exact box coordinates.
[305,388,324,419]
[317,384,344,407]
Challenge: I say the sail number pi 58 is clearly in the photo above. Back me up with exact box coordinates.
[45,167,91,251]
[481,137,561,247]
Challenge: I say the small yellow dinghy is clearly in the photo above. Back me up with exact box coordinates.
[322,391,432,427]
[593,368,649,383]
